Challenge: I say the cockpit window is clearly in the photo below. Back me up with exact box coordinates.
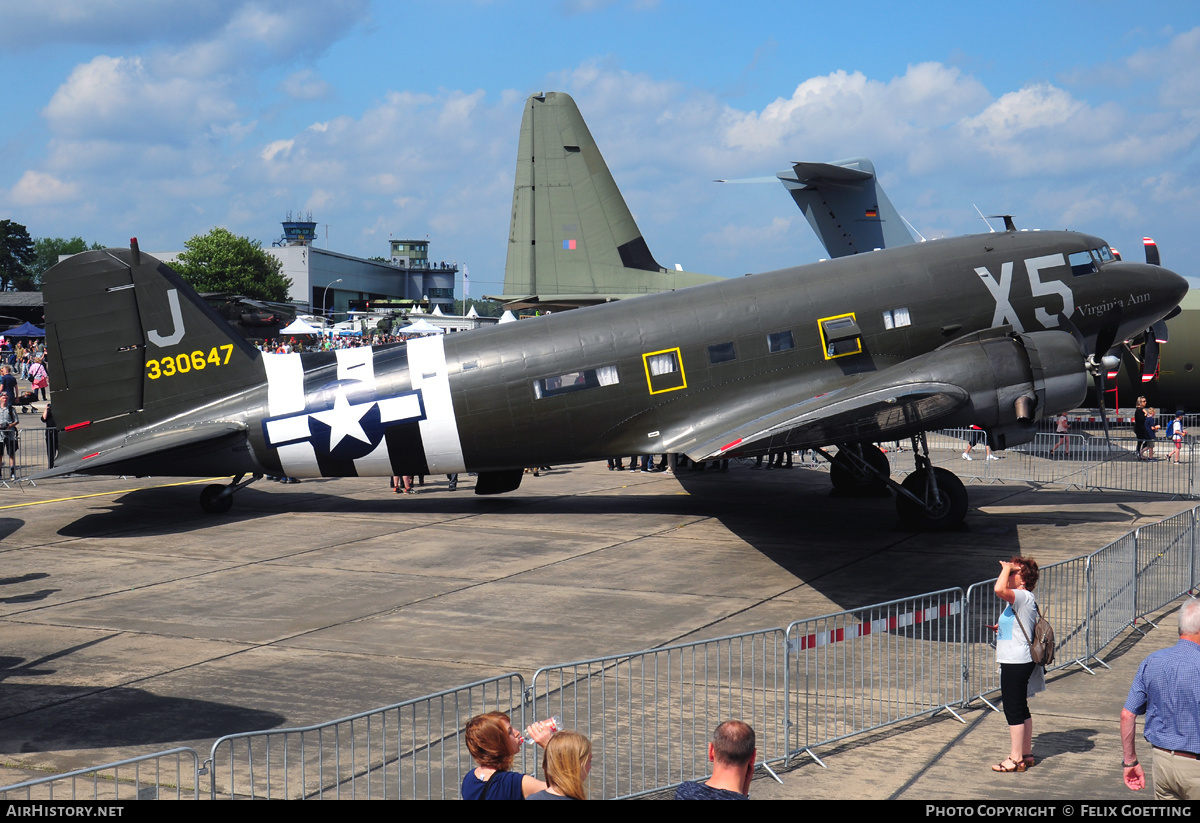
[1095,245,1115,262]
[1069,251,1097,276]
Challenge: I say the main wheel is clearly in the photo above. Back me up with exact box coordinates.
[199,484,234,514]
[896,467,967,531]
[830,444,890,496]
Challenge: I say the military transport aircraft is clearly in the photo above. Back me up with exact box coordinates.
[36,92,1188,530]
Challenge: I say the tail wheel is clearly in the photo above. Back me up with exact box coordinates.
[830,444,890,496]
[896,467,967,531]
[199,484,234,514]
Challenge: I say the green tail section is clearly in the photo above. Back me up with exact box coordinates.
[497,91,721,306]
[43,243,263,465]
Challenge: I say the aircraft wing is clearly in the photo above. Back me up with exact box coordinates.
[687,380,967,461]
[35,421,249,479]
[682,328,1087,460]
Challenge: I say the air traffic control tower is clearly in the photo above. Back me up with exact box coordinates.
[389,238,457,312]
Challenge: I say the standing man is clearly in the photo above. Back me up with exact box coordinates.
[674,720,756,800]
[1121,598,1200,799]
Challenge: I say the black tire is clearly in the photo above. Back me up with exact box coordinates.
[199,484,234,514]
[896,467,967,531]
[830,444,890,496]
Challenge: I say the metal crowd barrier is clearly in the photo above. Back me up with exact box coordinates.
[924,428,1196,498]
[1083,438,1195,497]
[529,628,786,799]
[0,427,56,487]
[0,748,201,801]
[206,673,526,800]
[1085,532,1138,657]
[784,589,966,764]
[1133,509,1196,618]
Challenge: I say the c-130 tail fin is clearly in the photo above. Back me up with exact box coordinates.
[492,91,721,309]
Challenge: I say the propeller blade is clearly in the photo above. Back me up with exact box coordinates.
[1094,307,1123,358]
[1143,236,1161,266]
[1153,319,1169,344]
[1142,337,1160,383]
[1056,312,1087,353]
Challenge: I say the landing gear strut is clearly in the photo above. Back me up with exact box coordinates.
[815,434,967,531]
[199,473,262,514]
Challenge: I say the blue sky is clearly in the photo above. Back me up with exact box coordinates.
[2,0,1198,297]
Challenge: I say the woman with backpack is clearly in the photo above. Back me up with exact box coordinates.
[992,556,1043,773]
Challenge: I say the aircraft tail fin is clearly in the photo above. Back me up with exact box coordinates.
[777,157,914,258]
[497,92,719,305]
[43,241,262,464]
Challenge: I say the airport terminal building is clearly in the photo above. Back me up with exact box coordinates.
[153,219,458,318]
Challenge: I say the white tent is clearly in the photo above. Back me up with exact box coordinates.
[280,318,322,335]
[401,318,444,335]
[498,310,517,324]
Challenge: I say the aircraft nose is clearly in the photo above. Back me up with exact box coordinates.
[1107,260,1188,318]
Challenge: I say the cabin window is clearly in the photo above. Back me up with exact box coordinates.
[882,308,911,330]
[818,313,863,359]
[533,365,619,399]
[767,331,794,353]
[643,348,687,394]
[1069,251,1097,276]
[708,342,737,364]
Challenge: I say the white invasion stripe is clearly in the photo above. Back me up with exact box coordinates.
[264,353,305,415]
[353,438,393,477]
[336,346,375,389]
[407,335,465,474]
[265,415,311,444]
[277,442,321,478]
[377,393,423,422]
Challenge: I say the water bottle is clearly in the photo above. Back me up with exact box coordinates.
[522,715,561,744]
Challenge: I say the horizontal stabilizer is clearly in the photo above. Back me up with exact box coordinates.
[777,157,914,257]
[33,422,249,479]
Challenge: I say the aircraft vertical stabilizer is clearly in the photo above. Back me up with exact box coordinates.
[492,92,721,308]
[42,243,264,472]
[778,158,914,258]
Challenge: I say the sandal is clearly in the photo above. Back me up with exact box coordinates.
[992,757,1026,773]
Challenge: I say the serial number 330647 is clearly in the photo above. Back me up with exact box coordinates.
[146,345,234,380]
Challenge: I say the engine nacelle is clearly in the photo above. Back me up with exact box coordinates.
[935,328,1087,449]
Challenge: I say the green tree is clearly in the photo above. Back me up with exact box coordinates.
[174,227,292,302]
[25,236,105,290]
[0,220,36,292]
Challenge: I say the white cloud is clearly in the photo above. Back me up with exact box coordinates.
[261,139,294,162]
[280,69,334,101]
[43,55,240,143]
[722,64,990,158]
[10,170,79,205]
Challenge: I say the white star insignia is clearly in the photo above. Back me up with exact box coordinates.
[310,390,372,450]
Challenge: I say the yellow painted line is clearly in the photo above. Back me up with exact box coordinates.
[0,477,231,510]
